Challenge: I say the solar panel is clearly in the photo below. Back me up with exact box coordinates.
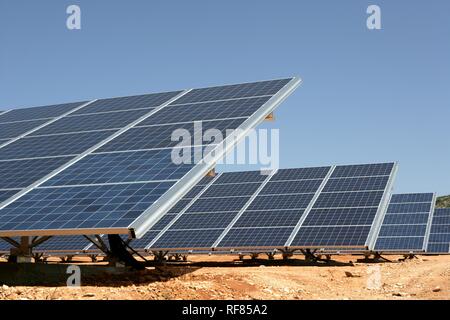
[0,102,87,123]
[134,162,394,252]
[374,193,435,252]
[427,208,450,254]
[288,162,397,249]
[215,168,330,249]
[0,119,49,140]
[32,109,151,136]
[0,78,300,239]
[0,102,89,147]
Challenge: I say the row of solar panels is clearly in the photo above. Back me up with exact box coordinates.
[0,78,300,239]
[1,167,448,255]
[0,78,448,258]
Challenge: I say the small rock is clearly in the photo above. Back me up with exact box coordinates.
[344,271,360,278]
[392,292,407,297]
[432,286,441,292]
[2,285,9,290]
[83,293,95,297]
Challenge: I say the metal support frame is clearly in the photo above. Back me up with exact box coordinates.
[152,251,169,262]
[280,249,295,260]
[357,251,392,263]
[3,236,52,263]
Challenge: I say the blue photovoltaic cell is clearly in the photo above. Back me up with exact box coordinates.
[291,163,395,248]
[0,119,49,139]
[375,237,424,251]
[213,171,268,184]
[72,91,182,115]
[375,193,434,251]
[219,227,295,248]
[387,203,432,214]
[0,156,75,189]
[168,199,193,214]
[313,191,384,208]
[302,208,379,226]
[378,225,427,237]
[246,194,315,211]
[34,236,91,252]
[139,96,271,126]
[186,197,251,213]
[184,186,208,199]
[382,213,430,225]
[172,79,291,105]
[0,182,175,232]
[259,180,323,195]
[427,208,450,253]
[0,130,116,160]
[427,243,450,254]
[429,233,450,242]
[321,176,389,193]
[42,149,195,186]
[96,118,245,153]
[331,163,394,178]
[200,183,261,198]
[151,229,225,249]
[390,193,434,203]
[0,102,86,123]
[292,226,373,247]
[32,109,150,136]
[232,210,304,228]
[171,213,236,230]
[270,167,331,181]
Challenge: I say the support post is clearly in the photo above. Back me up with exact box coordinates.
[9,236,33,263]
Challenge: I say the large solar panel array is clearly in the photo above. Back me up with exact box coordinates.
[102,163,395,252]
[427,208,450,254]
[0,78,299,239]
[374,193,436,252]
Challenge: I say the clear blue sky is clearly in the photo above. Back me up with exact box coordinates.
[0,1,449,195]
